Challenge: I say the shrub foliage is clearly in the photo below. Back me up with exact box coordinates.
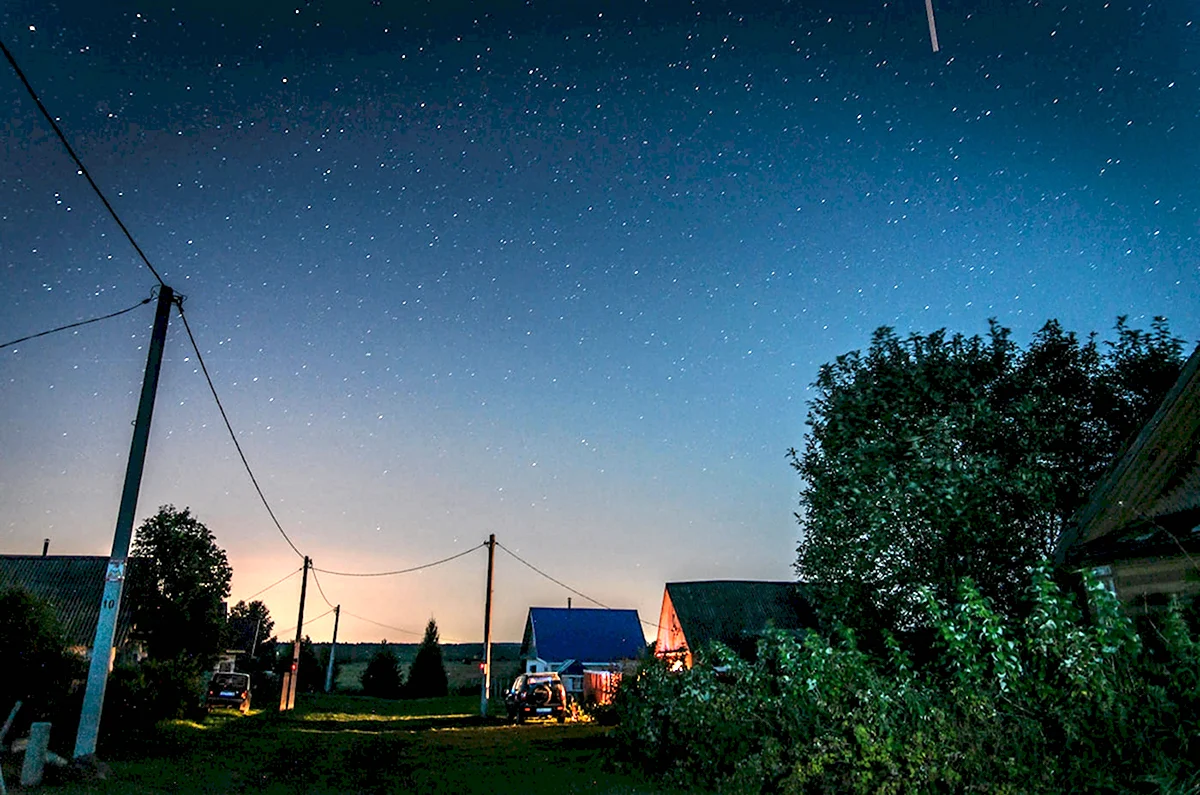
[0,586,84,730]
[610,566,1200,794]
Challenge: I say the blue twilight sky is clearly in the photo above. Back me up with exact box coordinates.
[1,0,1198,644]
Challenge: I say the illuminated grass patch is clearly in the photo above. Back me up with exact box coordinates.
[47,693,673,794]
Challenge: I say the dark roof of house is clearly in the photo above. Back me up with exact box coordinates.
[1058,343,1200,563]
[664,580,815,653]
[520,607,646,664]
[0,555,140,649]
[1070,507,1200,565]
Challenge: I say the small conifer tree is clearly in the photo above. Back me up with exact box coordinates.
[406,618,448,698]
[361,641,404,698]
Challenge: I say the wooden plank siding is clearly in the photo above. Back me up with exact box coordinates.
[1102,556,1200,614]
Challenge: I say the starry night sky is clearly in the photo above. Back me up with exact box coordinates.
[2,0,1198,644]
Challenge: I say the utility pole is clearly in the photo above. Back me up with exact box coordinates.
[480,533,496,717]
[324,605,340,693]
[74,285,174,760]
[250,616,263,665]
[280,556,310,711]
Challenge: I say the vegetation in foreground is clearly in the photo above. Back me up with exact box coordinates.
[611,566,1200,794]
[40,694,663,795]
[792,317,1185,642]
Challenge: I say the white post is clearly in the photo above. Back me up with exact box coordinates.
[20,722,51,787]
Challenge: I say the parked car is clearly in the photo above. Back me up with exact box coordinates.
[206,672,252,714]
[505,672,569,723]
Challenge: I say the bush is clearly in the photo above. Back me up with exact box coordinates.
[610,564,1200,794]
[102,657,207,741]
[0,587,85,747]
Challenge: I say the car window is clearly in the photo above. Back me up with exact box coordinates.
[212,674,248,689]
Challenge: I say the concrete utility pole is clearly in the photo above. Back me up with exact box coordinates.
[280,556,310,711]
[480,533,496,717]
[74,285,174,759]
[925,0,940,52]
[324,605,340,693]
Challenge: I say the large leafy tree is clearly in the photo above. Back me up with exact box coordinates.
[128,505,232,665]
[792,317,1185,639]
[406,619,448,698]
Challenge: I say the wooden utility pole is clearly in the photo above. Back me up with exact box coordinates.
[74,285,174,759]
[324,605,340,693]
[480,533,496,717]
[280,556,310,711]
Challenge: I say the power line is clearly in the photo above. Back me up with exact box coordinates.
[495,541,662,633]
[175,301,305,559]
[341,610,467,643]
[1,37,166,287]
[278,606,336,640]
[341,610,424,638]
[0,295,154,350]
[178,299,482,578]
[309,567,335,610]
[242,566,303,602]
[496,541,610,609]
[313,542,486,577]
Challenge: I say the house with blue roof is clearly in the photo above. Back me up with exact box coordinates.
[519,606,647,700]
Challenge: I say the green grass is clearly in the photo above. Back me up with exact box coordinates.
[42,694,668,794]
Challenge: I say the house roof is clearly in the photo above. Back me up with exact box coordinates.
[1058,343,1200,563]
[520,607,646,664]
[662,580,815,654]
[0,555,140,650]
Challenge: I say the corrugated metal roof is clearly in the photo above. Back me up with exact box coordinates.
[521,607,645,664]
[0,555,139,650]
[1059,343,1200,557]
[663,580,815,653]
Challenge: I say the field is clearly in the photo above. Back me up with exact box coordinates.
[39,694,672,794]
[334,659,518,695]
[327,642,524,695]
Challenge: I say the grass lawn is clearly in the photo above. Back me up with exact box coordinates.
[41,694,668,794]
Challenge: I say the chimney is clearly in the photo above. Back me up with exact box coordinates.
[42,538,50,556]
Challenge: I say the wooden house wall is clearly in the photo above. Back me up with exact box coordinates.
[1108,556,1200,614]
[654,589,692,668]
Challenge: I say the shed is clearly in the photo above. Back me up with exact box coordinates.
[519,607,646,700]
[655,580,816,669]
[0,554,142,658]
[1056,343,1200,613]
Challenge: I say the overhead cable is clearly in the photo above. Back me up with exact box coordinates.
[313,542,486,577]
[1,38,166,286]
[341,610,425,638]
[278,606,336,640]
[342,610,467,643]
[309,567,335,610]
[242,566,303,601]
[0,294,154,351]
[497,542,661,632]
[496,542,610,608]
[175,302,305,559]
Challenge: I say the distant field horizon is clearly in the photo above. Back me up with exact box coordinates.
[274,641,523,666]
